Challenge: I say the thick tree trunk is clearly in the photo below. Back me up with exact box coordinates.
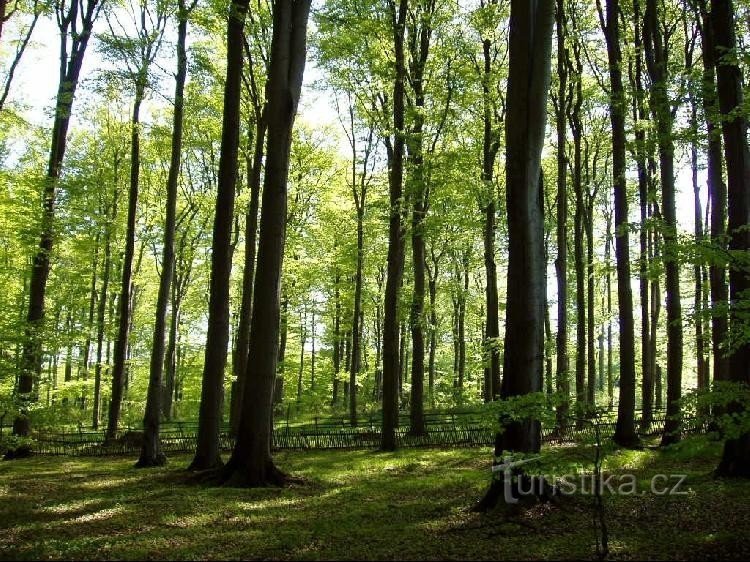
[476,0,554,511]
[138,4,191,467]
[13,0,99,446]
[223,0,310,486]
[189,0,250,471]
[230,113,266,434]
[500,0,554,453]
[712,0,750,477]
[381,0,408,451]
[162,283,179,420]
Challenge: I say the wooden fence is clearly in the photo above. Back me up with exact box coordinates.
[27,408,706,457]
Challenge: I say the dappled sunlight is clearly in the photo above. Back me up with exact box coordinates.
[66,505,125,524]
[39,498,103,515]
[76,476,141,490]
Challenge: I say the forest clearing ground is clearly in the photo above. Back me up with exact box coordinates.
[0,437,748,560]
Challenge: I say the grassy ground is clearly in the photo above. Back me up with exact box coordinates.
[0,438,748,560]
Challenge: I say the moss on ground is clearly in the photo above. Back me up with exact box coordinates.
[0,438,747,560]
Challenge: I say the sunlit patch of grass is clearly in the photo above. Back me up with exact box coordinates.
[0,438,747,560]
[76,476,140,490]
[66,505,125,524]
[39,498,102,514]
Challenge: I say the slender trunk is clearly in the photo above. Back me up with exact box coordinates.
[569,41,586,416]
[651,211,663,410]
[691,101,709,394]
[92,187,118,429]
[602,0,638,447]
[554,0,569,425]
[350,204,364,425]
[13,0,100,443]
[139,5,190,466]
[0,0,43,112]
[644,0,683,446]
[427,263,437,407]
[632,0,653,427]
[481,33,501,402]
[107,79,146,441]
[586,199,596,408]
[80,231,100,381]
[332,274,340,405]
[162,281,179,420]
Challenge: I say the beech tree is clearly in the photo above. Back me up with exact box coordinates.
[222,0,311,486]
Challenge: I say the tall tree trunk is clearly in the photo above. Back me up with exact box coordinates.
[224,0,311,486]
[644,0,683,447]
[694,0,729,384]
[606,211,614,410]
[554,0,570,425]
[569,39,586,416]
[650,211,663,410]
[332,273,340,405]
[12,0,100,446]
[189,0,250,471]
[476,0,554,512]
[712,0,750,477]
[107,78,146,442]
[406,2,433,435]
[585,197,596,409]
[381,0,408,452]
[427,262,437,408]
[80,230,100,382]
[162,280,179,420]
[600,0,639,447]
[690,99,709,394]
[631,0,653,427]
[350,202,365,425]
[92,187,118,429]
[481,26,501,402]
[500,0,554,452]
[138,2,192,466]
[230,112,266,434]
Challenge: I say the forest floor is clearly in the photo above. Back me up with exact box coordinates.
[0,437,748,560]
